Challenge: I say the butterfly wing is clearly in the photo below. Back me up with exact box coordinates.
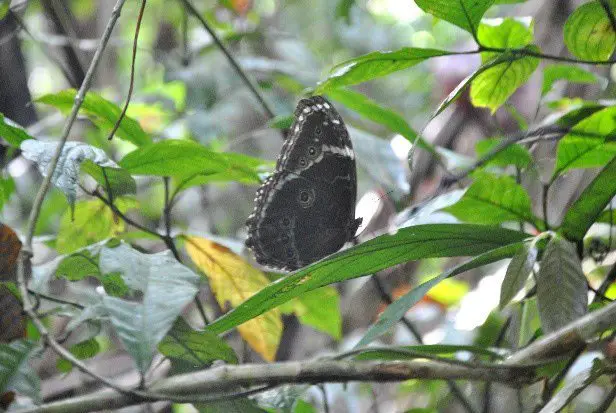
[246,96,361,270]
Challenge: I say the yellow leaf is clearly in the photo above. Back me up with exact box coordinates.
[426,278,469,307]
[184,236,282,361]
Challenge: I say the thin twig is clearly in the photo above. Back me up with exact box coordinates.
[179,0,276,120]
[107,0,147,141]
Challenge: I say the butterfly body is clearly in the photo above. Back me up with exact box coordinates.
[246,96,361,270]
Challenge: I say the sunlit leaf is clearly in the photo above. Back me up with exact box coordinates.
[443,173,540,227]
[564,0,616,61]
[316,48,451,92]
[541,64,598,96]
[499,243,537,309]
[185,236,282,361]
[20,140,118,207]
[535,235,587,333]
[478,17,534,53]
[280,287,342,340]
[56,198,136,254]
[159,317,238,365]
[415,0,495,35]
[99,243,200,372]
[37,89,151,146]
[205,225,528,337]
[553,105,616,177]
[0,114,32,146]
[560,156,616,241]
[357,243,522,346]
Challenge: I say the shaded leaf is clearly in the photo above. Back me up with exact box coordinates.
[357,243,522,346]
[564,0,616,61]
[443,173,539,227]
[280,287,342,340]
[56,338,101,373]
[56,198,136,254]
[475,138,532,168]
[269,115,294,130]
[541,64,598,96]
[336,0,355,24]
[99,243,200,372]
[0,340,40,404]
[348,344,504,360]
[560,156,616,241]
[37,89,150,146]
[0,114,32,146]
[20,140,118,207]
[499,243,537,309]
[0,177,15,212]
[396,190,464,227]
[80,161,136,198]
[326,88,436,155]
[553,105,616,177]
[415,0,495,35]
[159,317,237,365]
[205,224,528,336]
[185,236,282,361]
[536,235,587,333]
[316,48,451,92]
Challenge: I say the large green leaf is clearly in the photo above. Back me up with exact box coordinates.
[478,18,534,52]
[326,88,436,155]
[541,65,598,97]
[564,0,616,61]
[414,0,495,35]
[158,318,238,365]
[357,243,523,347]
[443,173,540,228]
[470,47,539,113]
[99,243,200,373]
[206,224,528,335]
[0,114,33,146]
[37,89,151,146]
[475,138,532,168]
[552,105,616,178]
[535,235,587,333]
[0,340,40,404]
[560,156,616,241]
[316,48,451,92]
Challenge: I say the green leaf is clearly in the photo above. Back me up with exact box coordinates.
[0,1,10,20]
[56,198,136,254]
[470,47,540,113]
[414,0,495,35]
[206,224,528,336]
[119,140,265,183]
[0,114,33,146]
[36,89,151,146]
[0,340,40,403]
[336,0,355,24]
[475,138,532,168]
[358,243,522,347]
[0,176,15,212]
[280,287,342,340]
[316,48,451,92]
[560,156,616,241]
[541,65,597,96]
[99,243,200,373]
[294,400,316,413]
[536,235,587,333]
[80,161,136,198]
[597,209,616,224]
[56,338,101,373]
[564,0,616,61]
[158,317,238,365]
[553,105,616,177]
[477,18,534,52]
[268,115,294,130]
[326,88,437,155]
[443,173,539,227]
[499,243,537,309]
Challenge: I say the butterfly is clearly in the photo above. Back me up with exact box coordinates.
[245,96,361,271]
